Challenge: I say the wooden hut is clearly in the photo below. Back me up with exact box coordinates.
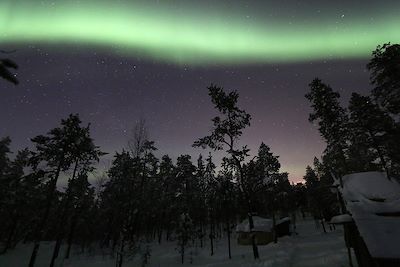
[236,216,290,245]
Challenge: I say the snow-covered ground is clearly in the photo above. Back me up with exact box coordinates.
[0,217,354,267]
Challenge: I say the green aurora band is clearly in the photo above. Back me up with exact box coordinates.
[1,1,400,65]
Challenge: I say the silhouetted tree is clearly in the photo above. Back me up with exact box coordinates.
[367,43,400,114]
[49,121,103,267]
[128,118,148,158]
[0,57,18,85]
[157,155,176,242]
[193,84,259,259]
[348,93,395,176]
[253,143,285,243]
[305,79,349,184]
[28,114,100,267]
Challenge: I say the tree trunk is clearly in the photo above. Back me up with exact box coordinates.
[226,220,231,259]
[2,214,19,254]
[200,223,203,248]
[65,212,79,259]
[50,160,79,265]
[117,238,125,267]
[339,145,349,184]
[50,204,72,266]
[248,214,260,259]
[181,243,185,264]
[29,243,40,267]
[237,165,259,259]
[320,218,327,234]
[272,210,277,243]
[369,130,390,180]
[49,238,62,267]
[29,158,64,267]
[209,222,214,256]
[232,144,259,260]
[157,228,162,244]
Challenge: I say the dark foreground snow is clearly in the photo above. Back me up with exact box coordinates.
[0,217,353,267]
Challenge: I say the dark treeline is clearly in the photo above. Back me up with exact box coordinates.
[0,89,302,267]
[0,43,399,267]
[302,43,400,228]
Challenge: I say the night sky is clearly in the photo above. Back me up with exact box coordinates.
[1,0,399,182]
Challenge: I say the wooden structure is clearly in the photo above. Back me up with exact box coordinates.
[333,172,400,267]
[236,216,290,246]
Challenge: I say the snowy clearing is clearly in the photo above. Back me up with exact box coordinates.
[0,217,353,267]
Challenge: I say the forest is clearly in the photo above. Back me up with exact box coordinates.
[0,43,399,267]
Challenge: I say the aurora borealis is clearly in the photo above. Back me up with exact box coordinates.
[1,0,400,64]
[0,0,398,181]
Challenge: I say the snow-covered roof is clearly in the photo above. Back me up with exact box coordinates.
[342,171,400,202]
[341,171,400,259]
[330,214,353,224]
[236,216,290,232]
[278,217,290,223]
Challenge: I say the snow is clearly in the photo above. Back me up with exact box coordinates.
[236,216,273,232]
[330,214,353,224]
[340,171,400,259]
[236,216,291,233]
[341,171,400,202]
[0,217,353,267]
[278,217,290,224]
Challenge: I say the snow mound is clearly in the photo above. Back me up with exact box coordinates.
[341,171,400,259]
[330,214,353,224]
[342,171,400,202]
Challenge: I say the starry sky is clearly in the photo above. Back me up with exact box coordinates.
[1,0,399,182]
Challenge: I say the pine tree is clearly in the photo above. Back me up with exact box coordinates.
[367,43,400,115]
[348,93,395,176]
[47,118,103,267]
[253,143,282,243]
[0,137,11,216]
[346,132,380,173]
[101,150,140,266]
[303,162,339,231]
[193,84,259,259]
[303,166,325,231]
[0,149,33,253]
[215,164,236,259]
[176,213,194,264]
[194,154,207,248]
[174,155,197,262]
[303,166,318,189]
[128,118,148,158]
[64,171,96,259]
[204,154,217,256]
[175,155,196,215]
[305,79,349,184]
[28,114,99,267]
[157,155,175,242]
